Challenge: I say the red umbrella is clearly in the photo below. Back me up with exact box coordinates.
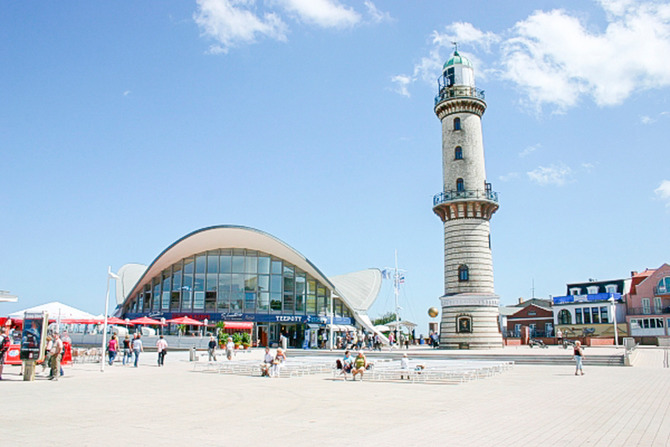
[106,317,133,325]
[129,316,164,325]
[166,316,203,326]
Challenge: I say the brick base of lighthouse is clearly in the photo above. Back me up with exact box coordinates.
[439,293,503,349]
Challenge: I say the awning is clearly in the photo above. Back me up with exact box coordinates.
[221,321,253,330]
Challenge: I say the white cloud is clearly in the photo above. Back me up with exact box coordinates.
[655,180,670,206]
[194,0,377,52]
[276,0,360,28]
[393,1,670,112]
[391,74,412,97]
[501,2,670,111]
[194,0,288,53]
[364,1,392,24]
[519,143,540,158]
[640,115,656,124]
[527,164,573,186]
[123,90,131,96]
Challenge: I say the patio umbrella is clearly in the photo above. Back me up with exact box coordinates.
[106,317,132,325]
[129,316,164,325]
[166,316,203,326]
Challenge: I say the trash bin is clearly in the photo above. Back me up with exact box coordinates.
[189,346,197,362]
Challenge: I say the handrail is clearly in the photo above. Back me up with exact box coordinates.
[433,189,498,206]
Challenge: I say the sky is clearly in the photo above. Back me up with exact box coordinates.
[1,0,669,334]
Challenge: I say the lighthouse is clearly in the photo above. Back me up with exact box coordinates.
[432,49,502,349]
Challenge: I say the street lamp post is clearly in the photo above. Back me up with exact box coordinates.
[609,295,619,347]
[101,266,120,372]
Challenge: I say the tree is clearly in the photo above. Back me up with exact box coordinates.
[373,312,398,326]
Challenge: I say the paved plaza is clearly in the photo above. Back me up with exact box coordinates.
[1,346,669,446]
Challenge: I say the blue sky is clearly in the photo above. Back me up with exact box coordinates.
[2,0,669,334]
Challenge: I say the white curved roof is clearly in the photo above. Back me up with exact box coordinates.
[115,263,148,306]
[123,225,337,304]
[329,269,382,313]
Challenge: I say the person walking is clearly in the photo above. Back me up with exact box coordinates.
[156,335,168,367]
[107,334,118,366]
[132,334,143,367]
[574,340,584,376]
[0,327,10,380]
[122,335,132,365]
[225,336,236,360]
[207,336,218,361]
[49,333,63,381]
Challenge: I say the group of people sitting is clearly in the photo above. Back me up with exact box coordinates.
[260,347,287,378]
[336,350,369,381]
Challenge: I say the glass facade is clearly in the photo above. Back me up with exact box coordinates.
[124,249,353,321]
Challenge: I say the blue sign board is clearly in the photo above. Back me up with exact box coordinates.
[124,311,352,325]
[552,292,622,305]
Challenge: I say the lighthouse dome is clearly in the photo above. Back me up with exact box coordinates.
[443,50,473,70]
[441,50,476,88]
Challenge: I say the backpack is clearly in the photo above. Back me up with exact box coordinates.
[0,334,10,354]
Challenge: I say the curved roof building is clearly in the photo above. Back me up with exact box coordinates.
[118,225,382,348]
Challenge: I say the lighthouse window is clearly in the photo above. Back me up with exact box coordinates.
[454,147,463,160]
[456,178,464,191]
[458,265,469,282]
[453,117,461,130]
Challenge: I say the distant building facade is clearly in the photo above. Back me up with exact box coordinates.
[552,278,629,340]
[625,264,670,343]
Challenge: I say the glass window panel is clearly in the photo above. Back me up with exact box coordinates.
[220,255,232,274]
[307,295,316,314]
[245,274,258,292]
[307,279,316,295]
[270,275,282,293]
[195,255,206,274]
[284,276,294,293]
[183,258,194,274]
[271,260,282,275]
[295,293,305,313]
[172,266,182,291]
[205,291,216,312]
[193,291,205,309]
[258,256,271,274]
[207,273,217,291]
[283,265,294,276]
[576,308,583,324]
[194,274,205,292]
[592,307,600,324]
[245,292,256,310]
[258,275,269,292]
[153,280,160,311]
[583,308,591,324]
[600,306,609,324]
[218,274,231,311]
[161,291,170,310]
[317,285,326,297]
[207,252,219,274]
[258,292,269,311]
[270,292,282,311]
[283,293,294,313]
[182,290,192,309]
[232,255,245,273]
[170,292,180,311]
[245,255,257,274]
[231,274,244,310]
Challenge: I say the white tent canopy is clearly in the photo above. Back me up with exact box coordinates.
[8,301,96,321]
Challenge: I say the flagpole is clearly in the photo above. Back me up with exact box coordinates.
[394,250,400,349]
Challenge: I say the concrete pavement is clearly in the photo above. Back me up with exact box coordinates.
[1,346,668,446]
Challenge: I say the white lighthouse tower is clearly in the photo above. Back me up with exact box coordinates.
[432,49,502,349]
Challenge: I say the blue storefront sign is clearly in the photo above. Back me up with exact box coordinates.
[124,311,352,325]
